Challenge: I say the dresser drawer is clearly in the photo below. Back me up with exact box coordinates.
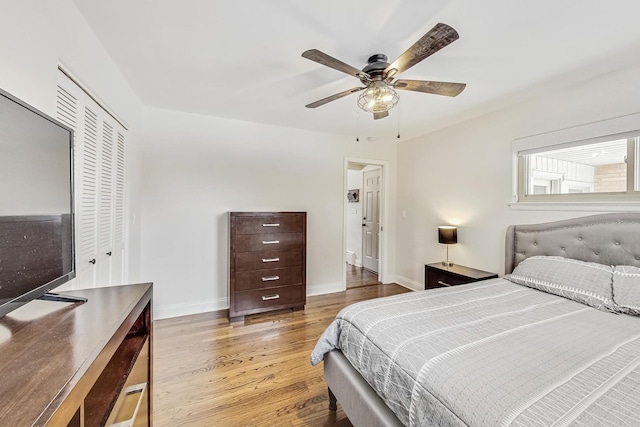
[234,284,304,313]
[235,214,303,235]
[426,269,469,289]
[235,232,303,252]
[235,249,302,271]
[235,266,303,291]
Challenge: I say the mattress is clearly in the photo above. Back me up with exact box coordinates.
[311,279,640,426]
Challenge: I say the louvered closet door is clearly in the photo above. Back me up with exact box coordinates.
[56,70,127,289]
[96,121,114,286]
[79,104,100,287]
[56,84,97,287]
[111,131,126,283]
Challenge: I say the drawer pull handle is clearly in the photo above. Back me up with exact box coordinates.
[262,276,280,281]
[262,240,280,245]
[262,294,280,301]
[262,257,280,263]
[262,223,280,227]
[437,280,452,287]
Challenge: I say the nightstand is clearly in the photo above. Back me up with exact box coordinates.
[425,263,498,290]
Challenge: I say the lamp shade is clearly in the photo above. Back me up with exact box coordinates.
[438,226,457,245]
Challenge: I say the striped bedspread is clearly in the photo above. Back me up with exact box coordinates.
[311,279,640,427]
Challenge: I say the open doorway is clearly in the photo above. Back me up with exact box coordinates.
[345,161,384,289]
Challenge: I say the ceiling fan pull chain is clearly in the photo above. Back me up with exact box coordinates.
[397,103,401,139]
[356,108,360,142]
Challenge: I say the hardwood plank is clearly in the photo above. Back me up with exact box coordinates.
[153,284,409,426]
[346,264,380,289]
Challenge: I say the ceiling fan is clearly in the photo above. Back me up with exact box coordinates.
[302,23,466,120]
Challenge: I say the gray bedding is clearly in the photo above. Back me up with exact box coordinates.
[311,279,640,427]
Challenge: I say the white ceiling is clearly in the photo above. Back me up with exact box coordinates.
[73,0,640,142]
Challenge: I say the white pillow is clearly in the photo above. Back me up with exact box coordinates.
[509,256,616,312]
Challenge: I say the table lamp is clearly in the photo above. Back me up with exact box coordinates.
[438,226,457,267]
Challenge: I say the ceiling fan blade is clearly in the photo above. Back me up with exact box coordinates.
[384,23,459,78]
[394,80,466,97]
[302,49,370,79]
[373,111,389,120]
[305,87,365,108]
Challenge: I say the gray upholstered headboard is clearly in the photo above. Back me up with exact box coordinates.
[505,213,640,275]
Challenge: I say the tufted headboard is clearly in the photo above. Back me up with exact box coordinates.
[505,213,640,275]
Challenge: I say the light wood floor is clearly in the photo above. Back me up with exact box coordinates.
[346,264,379,289]
[153,284,409,426]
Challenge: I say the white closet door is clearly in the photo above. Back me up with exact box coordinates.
[56,70,127,289]
[112,131,126,284]
[78,105,100,287]
[96,121,114,286]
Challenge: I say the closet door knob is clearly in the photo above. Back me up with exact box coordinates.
[89,259,96,265]
[106,251,112,256]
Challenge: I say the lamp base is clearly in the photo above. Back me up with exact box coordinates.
[441,261,454,267]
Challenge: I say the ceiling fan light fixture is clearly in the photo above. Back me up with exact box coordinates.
[357,81,399,113]
[302,23,464,118]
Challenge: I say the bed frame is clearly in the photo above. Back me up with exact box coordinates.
[324,212,640,427]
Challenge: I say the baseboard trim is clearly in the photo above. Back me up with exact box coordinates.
[154,297,228,320]
[307,282,345,296]
[154,279,417,320]
[154,282,348,320]
[391,275,423,292]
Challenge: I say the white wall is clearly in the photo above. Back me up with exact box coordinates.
[395,62,640,289]
[346,169,363,266]
[0,0,144,288]
[138,107,397,319]
[0,1,141,131]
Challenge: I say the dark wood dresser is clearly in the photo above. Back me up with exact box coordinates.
[0,283,152,427]
[229,212,307,322]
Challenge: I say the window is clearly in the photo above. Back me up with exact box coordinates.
[513,114,640,206]
[518,137,639,201]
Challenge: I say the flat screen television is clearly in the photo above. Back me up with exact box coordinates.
[0,88,76,318]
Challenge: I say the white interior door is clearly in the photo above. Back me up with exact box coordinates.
[362,168,380,273]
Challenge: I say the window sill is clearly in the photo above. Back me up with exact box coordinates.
[508,201,640,212]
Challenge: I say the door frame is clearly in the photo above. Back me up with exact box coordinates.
[343,157,390,288]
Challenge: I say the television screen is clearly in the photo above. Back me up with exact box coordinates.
[0,88,75,317]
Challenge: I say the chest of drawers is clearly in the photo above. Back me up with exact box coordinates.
[228,212,306,322]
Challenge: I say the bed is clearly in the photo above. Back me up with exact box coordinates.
[311,213,640,427]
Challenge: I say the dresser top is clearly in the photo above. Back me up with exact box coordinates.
[426,263,498,280]
[0,283,152,425]
[229,211,306,215]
